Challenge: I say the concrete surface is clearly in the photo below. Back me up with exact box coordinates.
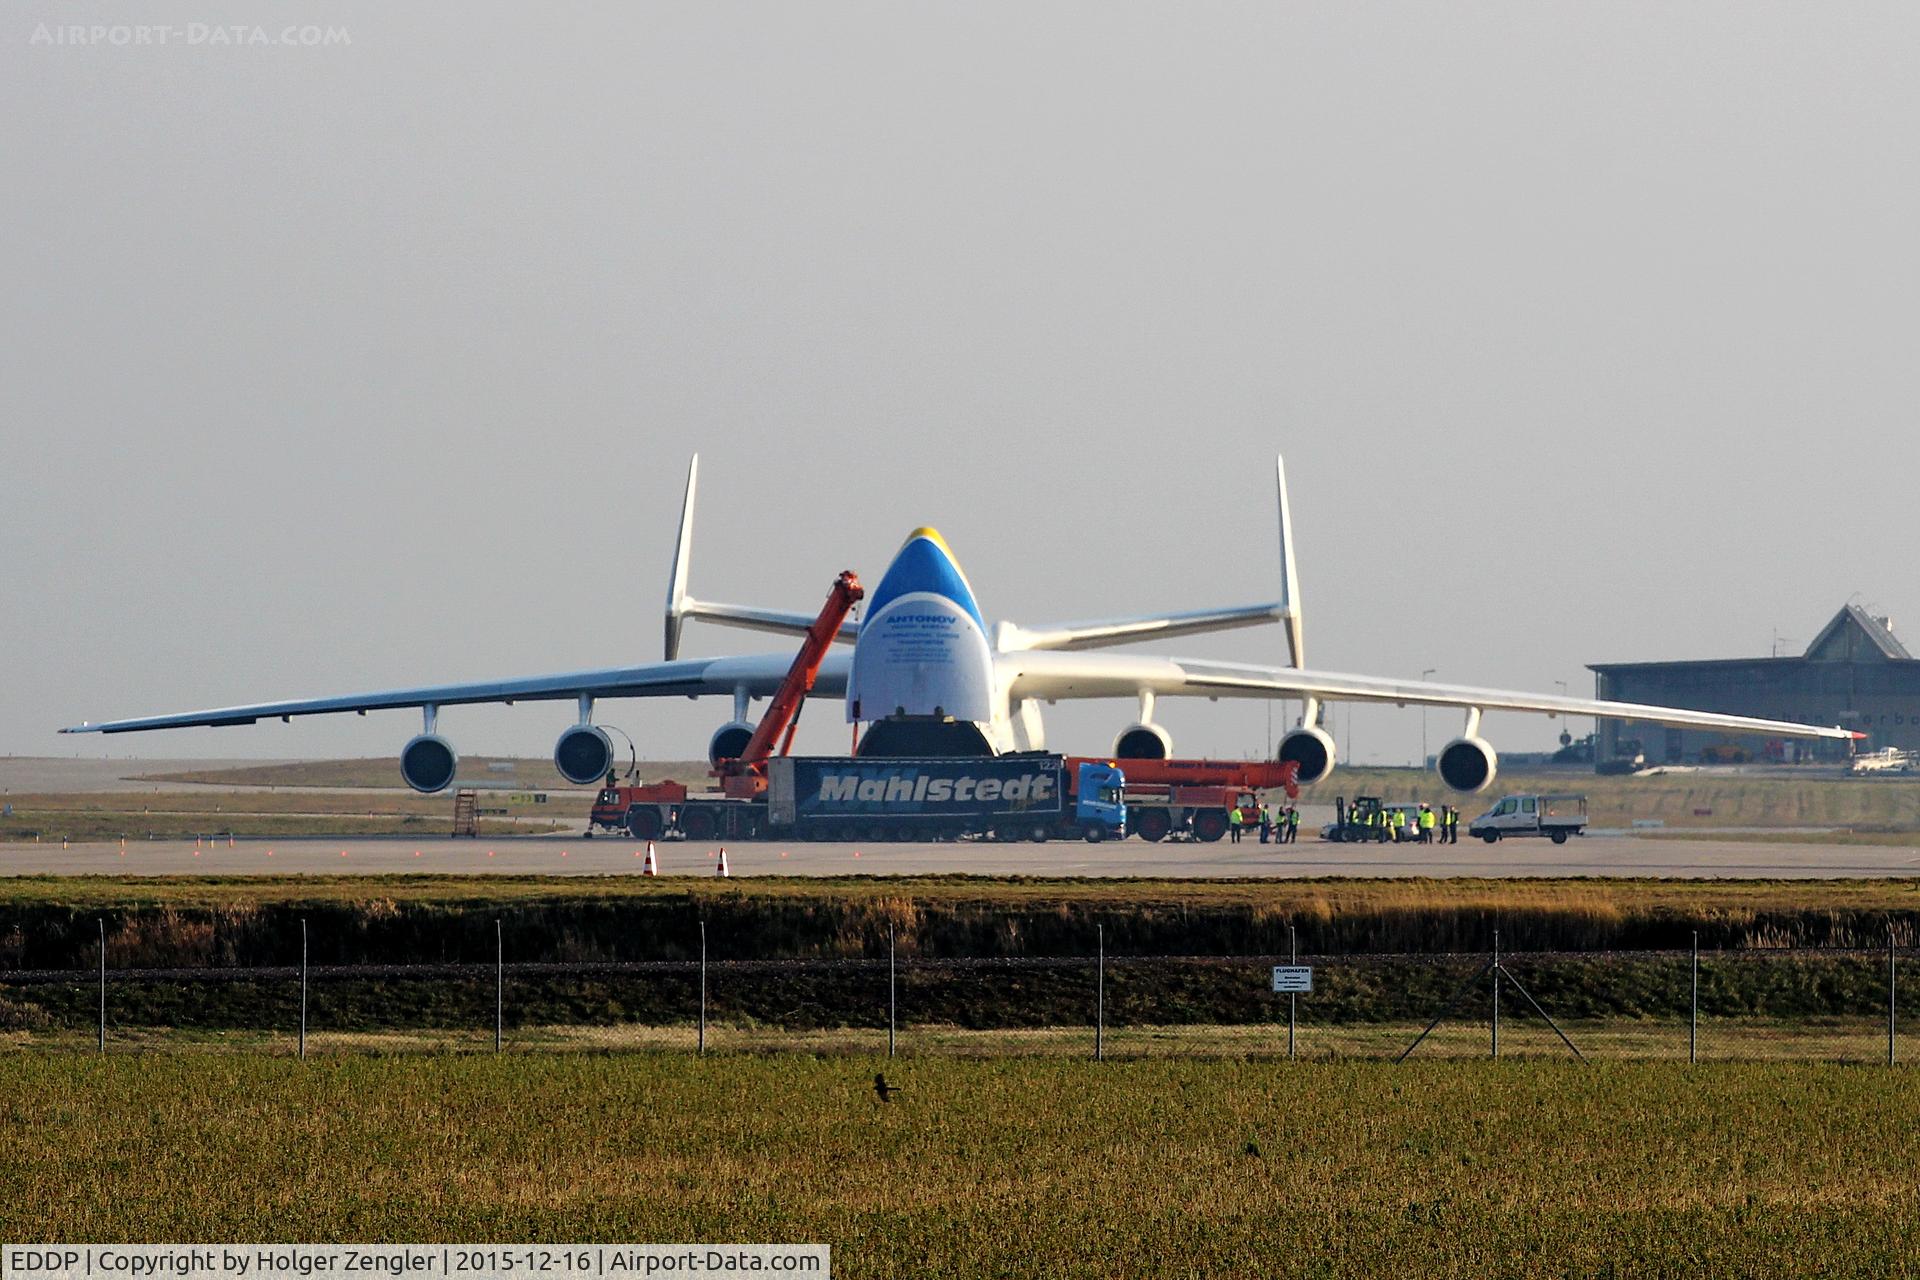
[4,833,1919,878]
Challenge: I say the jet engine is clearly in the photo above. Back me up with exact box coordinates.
[399,733,458,794]
[1277,726,1336,787]
[554,724,614,786]
[1437,736,1498,793]
[1113,722,1172,760]
[708,721,755,768]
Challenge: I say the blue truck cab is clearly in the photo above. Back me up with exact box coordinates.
[1074,762,1127,841]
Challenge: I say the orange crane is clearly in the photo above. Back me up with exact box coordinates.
[588,569,863,836]
[714,569,864,797]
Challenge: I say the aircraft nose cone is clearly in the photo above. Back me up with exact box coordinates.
[866,527,982,626]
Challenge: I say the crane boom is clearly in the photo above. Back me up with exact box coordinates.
[719,570,864,785]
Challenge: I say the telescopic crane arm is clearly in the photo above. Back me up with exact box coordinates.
[719,570,864,781]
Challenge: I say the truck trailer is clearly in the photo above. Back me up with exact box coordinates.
[592,754,1127,843]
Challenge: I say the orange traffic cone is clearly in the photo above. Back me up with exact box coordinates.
[716,847,730,878]
[643,843,659,876]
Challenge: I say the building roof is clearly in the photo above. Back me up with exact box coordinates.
[1804,604,1910,662]
[1589,602,1911,674]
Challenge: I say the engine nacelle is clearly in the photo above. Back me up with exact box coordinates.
[399,733,458,794]
[1113,722,1172,760]
[554,724,614,786]
[708,721,755,768]
[1277,726,1336,786]
[1437,736,1498,794]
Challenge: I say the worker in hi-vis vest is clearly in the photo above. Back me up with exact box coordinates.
[1229,805,1244,843]
[1419,804,1436,843]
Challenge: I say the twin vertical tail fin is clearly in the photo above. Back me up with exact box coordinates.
[664,454,699,661]
[662,454,863,657]
[1276,454,1304,669]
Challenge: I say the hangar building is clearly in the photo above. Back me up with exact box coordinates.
[1588,604,1916,764]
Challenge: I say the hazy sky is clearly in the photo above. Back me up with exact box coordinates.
[5,2,1916,772]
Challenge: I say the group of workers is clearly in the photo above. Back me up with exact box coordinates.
[1227,802,1301,843]
[1223,799,1465,844]
[1360,802,1461,843]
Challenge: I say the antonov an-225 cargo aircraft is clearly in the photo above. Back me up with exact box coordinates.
[64,455,1855,795]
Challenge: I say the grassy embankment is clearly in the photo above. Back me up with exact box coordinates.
[0,792,567,840]
[2,1055,1916,1276]
[2,877,1914,1045]
[0,757,681,840]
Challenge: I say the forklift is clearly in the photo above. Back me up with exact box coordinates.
[1325,795,1392,843]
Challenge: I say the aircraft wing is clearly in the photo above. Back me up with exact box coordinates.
[1002,651,1858,741]
[61,652,852,734]
[996,603,1286,652]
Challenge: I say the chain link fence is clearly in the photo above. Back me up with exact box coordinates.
[1,916,1913,1063]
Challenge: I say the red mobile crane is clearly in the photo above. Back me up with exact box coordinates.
[589,571,862,839]
[714,570,864,797]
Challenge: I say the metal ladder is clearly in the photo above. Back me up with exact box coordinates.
[452,788,478,838]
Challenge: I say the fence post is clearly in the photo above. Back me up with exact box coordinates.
[1491,929,1500,1060]
[97,918,105,1054]
[698,920,707,1056]
[1891,925,1898,1068]
[1690,930,1698,1065]
[1288,921,1297,1062]
[887,922,896,1060]
[299,917,308,1061]
[494,919,503,1054]
[1095,923,1104,1063]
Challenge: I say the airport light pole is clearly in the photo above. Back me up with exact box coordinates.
[1421,670,1437,767]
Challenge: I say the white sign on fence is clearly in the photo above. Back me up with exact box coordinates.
[1271,965,1313,994]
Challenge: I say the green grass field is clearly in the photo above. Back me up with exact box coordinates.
[0,787,574,840]
[2,1055,1916,1277]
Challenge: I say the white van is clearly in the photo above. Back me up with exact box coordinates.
[1468,794,1587,844]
